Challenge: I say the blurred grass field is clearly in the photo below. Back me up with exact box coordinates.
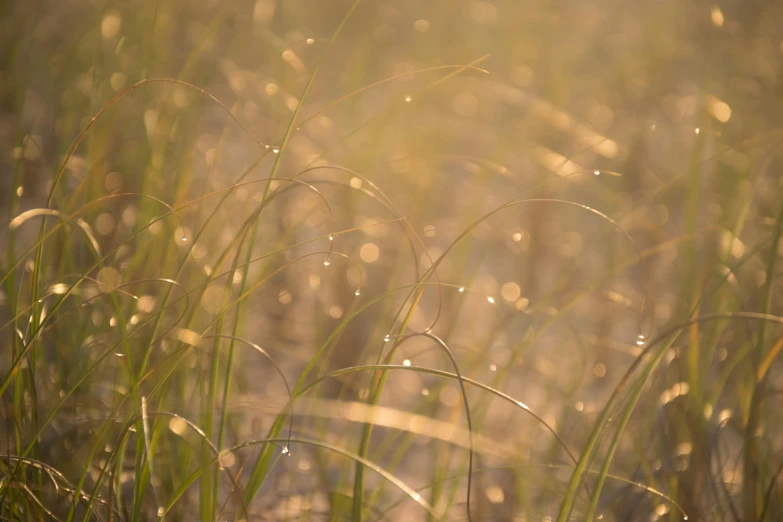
[2,0,783,520]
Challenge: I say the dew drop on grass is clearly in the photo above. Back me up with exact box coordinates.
[411,492,421,502]
[694,127,700,134]
[384,334,390,342]
[328,233,335,241]
[404,95,412,103]
[272,147,280,154]
[306,38,314,45]
[157,507,164,517]
[636,334,645,346]
[354,290,361,296]
[265,144,270,150]
[593,170,600,175]
[174,226,190,245]
[487,296,495,304]
[458,287,465,293]
[282,446,290,456]
[403,359,411,366]
[323,257,331,266]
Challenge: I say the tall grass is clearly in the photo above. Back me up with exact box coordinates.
[2,0,783,520]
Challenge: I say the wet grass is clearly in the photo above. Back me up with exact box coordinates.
[2,0,783,520]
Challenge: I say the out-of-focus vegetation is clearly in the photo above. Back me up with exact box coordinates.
[2,0,783,520]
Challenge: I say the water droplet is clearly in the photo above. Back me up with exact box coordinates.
[328,234,335,241]
[489,363,497,371]
[181,235,187,242]
[403,359,411,366]
[306,38,314,45]
[411,492,421,502]
[157,507,165,517]
[265,144,270,150]
[323,257,331,266]
[354,290,361,296]
[272,147,280,154]
[487,296,495,304]
[636,334,645,346]
[683,517,688,521]
[384,334,391,342]
[694,127,700,134]
[458,287,465,293]
[404,95,412,103]
[593,170,600,176]
[281,446,290,455]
